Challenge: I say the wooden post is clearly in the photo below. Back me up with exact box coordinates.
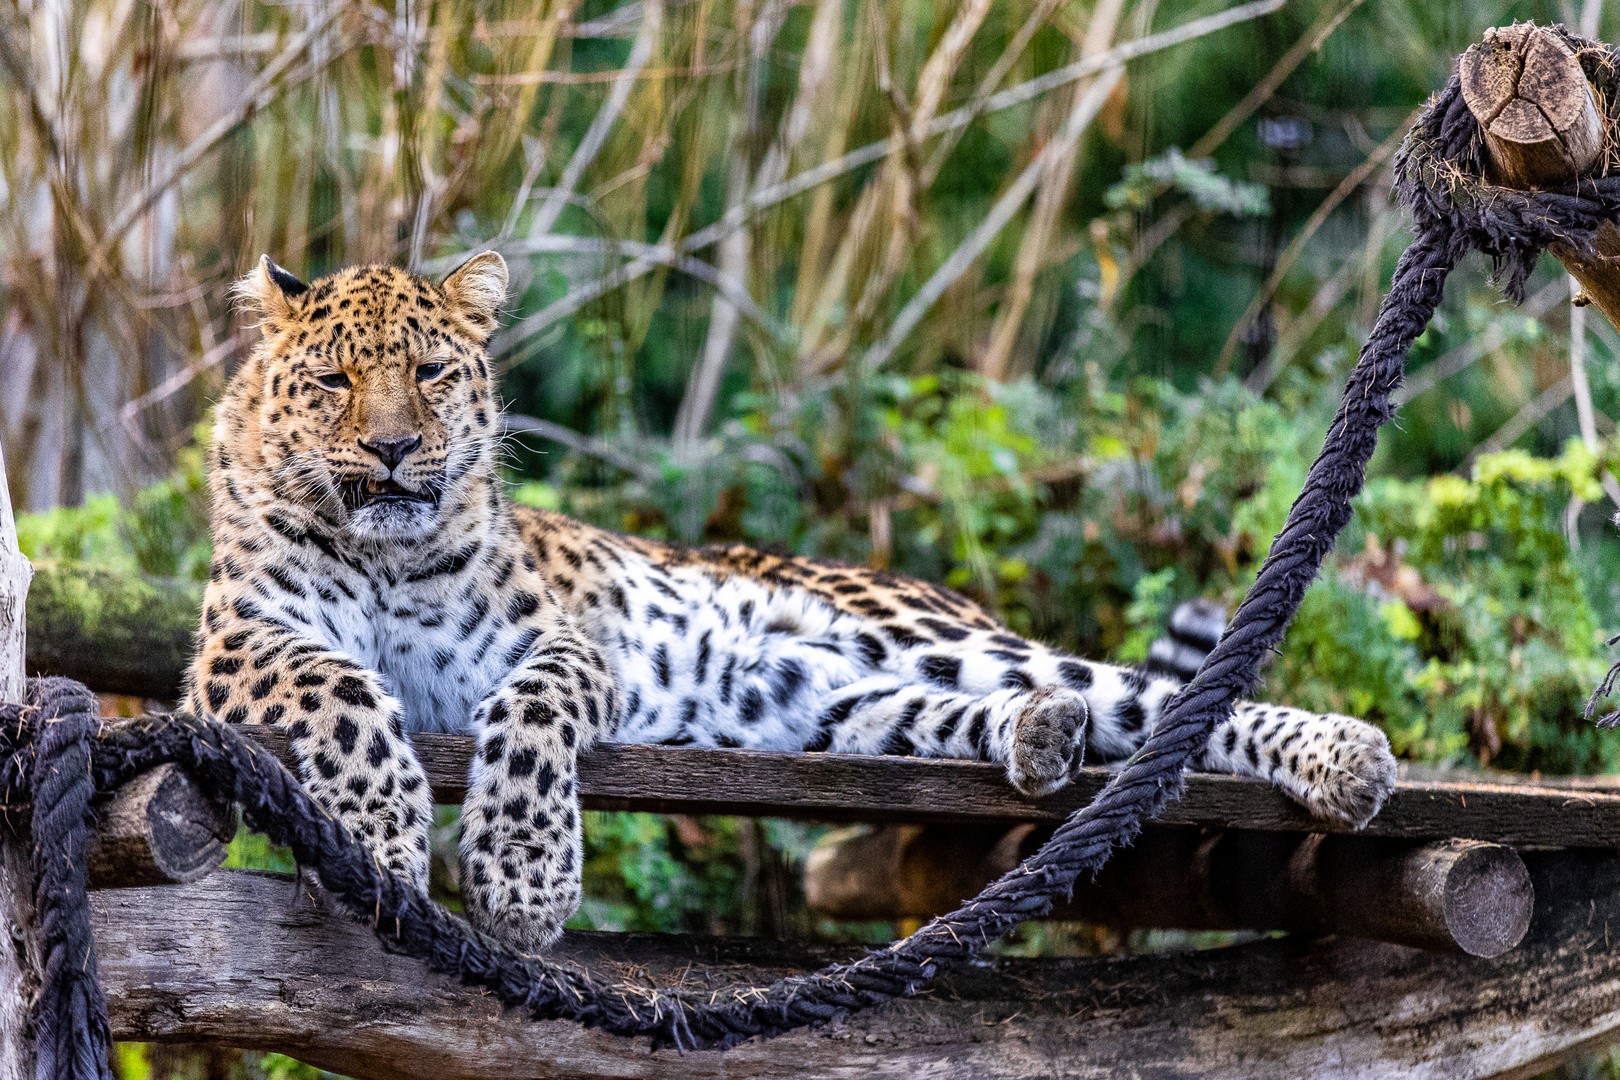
[0,441,35,1080]
[1459,23,1620,333]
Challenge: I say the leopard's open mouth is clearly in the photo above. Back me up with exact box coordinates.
[339,476,440,512]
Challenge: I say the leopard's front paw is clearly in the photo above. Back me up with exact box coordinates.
[1294,718,1397,829]
[307,774,432,891]
[1007,687,1089,798]
[458,808,581,953]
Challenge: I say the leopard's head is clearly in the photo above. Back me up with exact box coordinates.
[224,253,508,542]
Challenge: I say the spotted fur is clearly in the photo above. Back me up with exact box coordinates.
[186,254,1398,952]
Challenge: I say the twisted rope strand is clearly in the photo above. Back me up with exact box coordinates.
[6,53,1620,1070]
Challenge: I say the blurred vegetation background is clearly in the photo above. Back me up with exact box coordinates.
[9,0,1620,1074]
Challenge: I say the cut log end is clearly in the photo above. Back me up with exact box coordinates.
[1439,840,1536,958]
[1460,23,1606,189]
[88,763,237,890]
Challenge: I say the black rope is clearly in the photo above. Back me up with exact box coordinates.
[7,41,1620,1074]
[4,680,111,1080]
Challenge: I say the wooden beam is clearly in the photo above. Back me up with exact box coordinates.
[1459,23,1620,334]
[807,825,1534,956]
[90,853,1620,1079]
[227,728,1620,847]
[88,764,237,890]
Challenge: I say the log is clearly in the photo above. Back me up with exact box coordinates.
[23,562,199,703]
[89,853,1620,1079]
[1459,23,1620,334]
[1460,24,1605,188]
[233,727,1620,847]
[808,825,1533,956]
[87,763,236,890]
[0,442,34,1080]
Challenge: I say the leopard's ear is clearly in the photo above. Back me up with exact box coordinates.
[234,255,307,332]
[440,250,508,338]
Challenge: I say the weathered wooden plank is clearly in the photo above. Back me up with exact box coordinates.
[236,728,1620,846]
[92,854,1620,1079]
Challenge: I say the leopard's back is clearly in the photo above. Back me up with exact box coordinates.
[510,505,1172,761]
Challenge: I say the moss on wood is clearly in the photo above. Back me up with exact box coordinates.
[25,562,197,702]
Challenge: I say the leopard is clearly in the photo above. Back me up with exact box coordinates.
[184,251,1399,952]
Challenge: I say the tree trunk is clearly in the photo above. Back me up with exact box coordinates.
[0,440,37,1080]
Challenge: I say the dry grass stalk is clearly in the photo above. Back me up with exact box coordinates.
[0,0,1288,510]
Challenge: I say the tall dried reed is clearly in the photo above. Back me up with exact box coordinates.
[2,0,1281,510]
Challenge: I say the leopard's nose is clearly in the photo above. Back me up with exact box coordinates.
[358,434,423,471]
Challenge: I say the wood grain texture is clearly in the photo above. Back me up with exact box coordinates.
[93,855,1620,1079]
[1460,24,1605,187]
[235,728,1620,846]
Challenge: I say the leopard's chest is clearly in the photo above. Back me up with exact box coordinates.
[305,584,511,735]
[375,598,504,735]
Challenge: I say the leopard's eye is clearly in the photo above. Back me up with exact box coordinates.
[315,371,351,390]
[416,361,447,382]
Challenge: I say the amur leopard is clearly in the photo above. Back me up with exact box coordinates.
[184,252,1398,951]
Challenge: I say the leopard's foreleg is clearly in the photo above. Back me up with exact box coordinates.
[1199,704,1397,829]
[189,619,434,887]
[458,623,617,951]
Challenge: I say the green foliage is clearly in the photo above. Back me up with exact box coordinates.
[573,812,709,932]
[1266,575,1424,736]
[1104,147,1272,217]
[111,1043,343,1080]
[1362,444,1611,772]
[223,825,297,876]
[570,812,825,937]
[1259,440,1617,773]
